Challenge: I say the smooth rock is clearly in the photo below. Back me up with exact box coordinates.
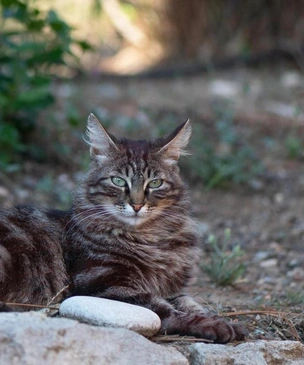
[60,296,161,337]
[209,79,241,98]
[259,258,278,268]
[0,312,188,365]
[186,340,304,365]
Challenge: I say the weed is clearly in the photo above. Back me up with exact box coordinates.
[203,228,245,286]
[282,289,304,306]
[285,135,303,159]
[188,107,263,188]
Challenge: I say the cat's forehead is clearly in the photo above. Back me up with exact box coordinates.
[119,139,160,172]
[120,138,150,156]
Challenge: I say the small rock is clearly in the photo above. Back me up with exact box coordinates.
[287,267,304,281]
[287,259,300,268]
[281,71,301,88]
[259,258,278,268]
[60,296,161,337]
[0,186,9,198]
[209,79,241,98]
[257,276,277,285]
[197,221,210,237]
[265,101,298,119]
[254,251,270,261]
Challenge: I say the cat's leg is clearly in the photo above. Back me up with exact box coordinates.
[168,294,209,314]
[162,294,248,343]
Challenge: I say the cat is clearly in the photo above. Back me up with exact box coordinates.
[0,114,247,343]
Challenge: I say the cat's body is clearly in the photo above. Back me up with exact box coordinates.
[0,114,247,343]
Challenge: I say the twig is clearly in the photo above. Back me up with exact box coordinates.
[6,302,59,310]
[223,309,303,317]
[47,285,69,306]
[223,310,302,342]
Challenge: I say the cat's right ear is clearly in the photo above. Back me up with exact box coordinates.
[86,113,118,161]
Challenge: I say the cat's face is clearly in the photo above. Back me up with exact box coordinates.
[84,114,191,226]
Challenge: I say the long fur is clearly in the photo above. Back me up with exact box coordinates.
[0,114,247,343]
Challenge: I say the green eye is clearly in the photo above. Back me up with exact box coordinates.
[148,179,163,189]
[111,176,127,187]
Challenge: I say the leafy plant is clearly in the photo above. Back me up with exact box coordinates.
[0,0,91,170]
[187,107,263,188]
[285,135,303,159]
[204,228,245,286]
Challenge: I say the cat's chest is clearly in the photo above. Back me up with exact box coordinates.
[121,235,197,297]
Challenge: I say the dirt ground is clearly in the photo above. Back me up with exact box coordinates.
[1,63,304,343]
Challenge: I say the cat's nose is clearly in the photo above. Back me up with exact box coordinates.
[131,204,143,212]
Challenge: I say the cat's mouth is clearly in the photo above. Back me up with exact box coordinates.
[121,206,150,225]
[118,214,147,226]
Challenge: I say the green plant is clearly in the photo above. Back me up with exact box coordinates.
[0,0,91,170]
[204,228,245,286]
[285,135,303,159]
[282,289,304,306]
[187,107,263,189]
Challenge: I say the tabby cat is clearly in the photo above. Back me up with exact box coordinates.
[0,114,247,343]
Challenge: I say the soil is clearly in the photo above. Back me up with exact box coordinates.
[1,63,304,343]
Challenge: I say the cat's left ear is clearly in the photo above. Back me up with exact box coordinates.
[159,120,191,164]
[86,113,119,161]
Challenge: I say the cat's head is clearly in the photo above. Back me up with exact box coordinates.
[83,113,191,226]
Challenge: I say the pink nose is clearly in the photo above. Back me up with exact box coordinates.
[132,204,143,212]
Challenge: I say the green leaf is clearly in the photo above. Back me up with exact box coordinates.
[13,87,54,108]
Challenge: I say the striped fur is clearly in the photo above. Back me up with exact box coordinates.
[0,114,247,343]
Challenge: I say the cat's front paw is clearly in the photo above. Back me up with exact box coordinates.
[188,314,248,344]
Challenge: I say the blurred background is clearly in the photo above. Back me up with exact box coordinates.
[1,0,304,340]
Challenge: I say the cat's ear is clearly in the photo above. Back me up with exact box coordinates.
[159,120,191,164]
[86,113,118,161]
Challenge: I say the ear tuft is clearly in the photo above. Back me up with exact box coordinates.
[159,120,191,164]
[86,113,118,160]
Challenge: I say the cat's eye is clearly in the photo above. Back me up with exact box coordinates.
[111,176,127,187]
[148,179,163,189]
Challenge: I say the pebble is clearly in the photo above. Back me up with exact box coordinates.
[254,251,270,261]
[209,79,241,98]
[259,258,278,268]
[287,267,304,281]
[0,186,9,198]
[59,296,161,337]
[197,221,210,237]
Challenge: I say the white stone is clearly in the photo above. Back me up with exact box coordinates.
[259,258,278,268]
[209,79,241,98]
[281,71,301,88]
[0,312,187,365]
[187,340,304,365]
[60,296,161,337]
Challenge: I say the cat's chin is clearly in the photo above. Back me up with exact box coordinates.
[118,215,148,226]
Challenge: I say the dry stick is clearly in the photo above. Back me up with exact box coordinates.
[223,310,303,317]
[47,285,69,307]
[5,302,59,310]
[5,285,70,310]
[222,310,302,342]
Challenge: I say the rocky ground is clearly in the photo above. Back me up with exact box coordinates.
[1,63,304,345]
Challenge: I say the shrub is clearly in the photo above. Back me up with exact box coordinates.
[187,107,263,188]
[0,0,91,170]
